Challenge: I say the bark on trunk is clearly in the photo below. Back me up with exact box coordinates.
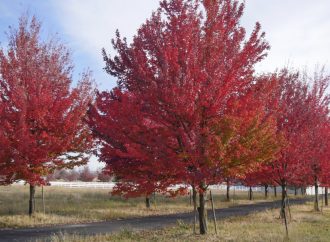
[314,177,320,211]
[274,186,277,197]
[325,187,328,206]
[193,187,197,234]
[294,187,297,196]
[280,184,289,235]
[301,187,306,196]
[248,186,253,200]
[280,184,286,218]
[145,196,151,209]
[264,185,268,199]
[29,184,36,216]
[198,191,207,234]
[226,180,230,201]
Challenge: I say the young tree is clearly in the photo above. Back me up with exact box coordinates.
[57,170,69,181]
[243,166,275,200]
[319,123,330,207]
[0,15,94,215]
[97,170,112,182]
[300,71,330,211]
[89,0,277,234]
[259,69,329,217]
[262,70,308,218]
[79,166,96,182]
[66,169,80,181]
[321,153,330,206]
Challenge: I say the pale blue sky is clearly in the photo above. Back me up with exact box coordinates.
[1,0,329,169]
[1,1,330,89]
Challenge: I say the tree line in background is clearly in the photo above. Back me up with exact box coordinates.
[0,0,329,236]
[46,167,112,182]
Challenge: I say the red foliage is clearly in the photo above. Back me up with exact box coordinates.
[79,166,96,182]
[249,71,306,191]
[251,69,330,193]
[299,72,330,187]
[88,0,277,201]
[97,170,112,182]
[0,16,94,186]
[65,170,80,182]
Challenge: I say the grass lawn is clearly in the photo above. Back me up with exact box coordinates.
[0,184,276,228]
[43,203,330,242]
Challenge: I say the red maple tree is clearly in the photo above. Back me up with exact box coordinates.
[89,0,278,234]
[298,71,330,211]
[259,70,309,215]
[79,167,97,182]
[0,16,94,215]
[255,69,329,216]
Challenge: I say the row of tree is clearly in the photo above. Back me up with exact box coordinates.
[87,0,330,235]
[0,0,329,236]
[46,167,112,182]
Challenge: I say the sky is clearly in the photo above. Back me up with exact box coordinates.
[1,0,330,169]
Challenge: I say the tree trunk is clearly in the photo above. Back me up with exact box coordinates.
[314,177,319,211]
[42,186,45,214]
[325,187,328,206]
[193,187,197,234]
[198,191,207,234]
[145,196,151,209]
[264,185,268,199]
[226,180,230,201]
[29,184,36,216]
[280,184,286,218]
[301,186,306,196]
[274,186,277,197]
[294,187,297,196]
[279,184,289,235]
[248,186,253,200]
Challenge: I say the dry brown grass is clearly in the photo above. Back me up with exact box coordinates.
[0,213,81,228]
[43,203,330,242]
[0,184,275,228]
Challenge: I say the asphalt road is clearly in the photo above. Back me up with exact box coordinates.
[0,198,309,242]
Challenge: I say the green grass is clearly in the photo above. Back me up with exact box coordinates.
[0,184,276,228]
[41,203,330,242]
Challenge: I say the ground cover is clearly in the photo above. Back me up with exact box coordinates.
[43,203,330,242]
[0,185,276,228]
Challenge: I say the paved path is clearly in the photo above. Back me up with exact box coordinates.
[0,198,309,242]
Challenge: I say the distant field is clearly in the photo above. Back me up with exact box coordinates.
[41,203,330,242]
[0,184,277,228]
